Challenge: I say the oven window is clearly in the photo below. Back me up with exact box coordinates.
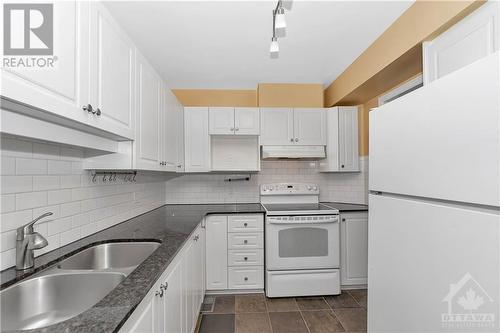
[278,227,328,257]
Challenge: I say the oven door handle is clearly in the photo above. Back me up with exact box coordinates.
[267,217,339,224]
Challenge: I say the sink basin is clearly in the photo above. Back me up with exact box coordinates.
[1,272,125,331]
[57,242,160,271]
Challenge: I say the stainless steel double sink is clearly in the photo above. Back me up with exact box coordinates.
[1,241,160,331]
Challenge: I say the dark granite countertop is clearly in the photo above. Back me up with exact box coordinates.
[0,203,265,333]
[321,202,368,212]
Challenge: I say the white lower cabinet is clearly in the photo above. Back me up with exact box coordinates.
[206,214,264,291]
[120,224,205,333]
[340,212,368,286]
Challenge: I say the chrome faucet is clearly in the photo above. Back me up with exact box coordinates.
[16,212,52,270]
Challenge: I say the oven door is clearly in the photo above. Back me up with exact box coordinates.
[266,215,340,270]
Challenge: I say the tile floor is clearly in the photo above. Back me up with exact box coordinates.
[197,290,367,333]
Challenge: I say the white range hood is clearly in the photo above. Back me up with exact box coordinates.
[261,146,326,159]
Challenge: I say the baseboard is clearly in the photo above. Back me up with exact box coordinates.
[205,289,264,295]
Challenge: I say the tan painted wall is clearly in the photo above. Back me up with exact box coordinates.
[324,0,484,107]
[173,84,324,108]
[172,89,257,107]
[257,83,324,107]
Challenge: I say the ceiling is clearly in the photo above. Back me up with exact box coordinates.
[104,1,414,89]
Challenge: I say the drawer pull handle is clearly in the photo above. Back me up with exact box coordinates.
[243,223,248,227]
[243,240,248,244]
[244,277,248,281]
[244,257,248,261]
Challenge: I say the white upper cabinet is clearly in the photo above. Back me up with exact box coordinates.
[135,53,161,170]
[209,107,235,135]
[293,108,326,145]
[88,2,135,139]
[184,107,210,172]
[1,1,89,126]
[423,1,499,84]
[209,107,260,135]
[161,88,180,171]
[175,102,185,172]
[235,108,260,135]
[261,108,325,145]
[320,107,359,172]
[260,108,294,145]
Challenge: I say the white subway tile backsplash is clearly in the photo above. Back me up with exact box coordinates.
[1,230,16,252]
[1,176,33,194]
[47,217,73,236]
[1,137,168,270]
[60,175,80,189]
[60,201,81,218]
[47,189,72,205]
[1,209,33,232]
[1,157,16,175]
[33,175,60,191]
[47,160,72,175]
[16,192,47,210]
[16,158,47,175]
[60,228,81,247]
[1,194,16,213]
[1,249,15,269]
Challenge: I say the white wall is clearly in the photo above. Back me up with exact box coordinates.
[165,157,368,204]
[0,137,170,270]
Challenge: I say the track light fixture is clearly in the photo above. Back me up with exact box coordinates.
[270,0,289,57]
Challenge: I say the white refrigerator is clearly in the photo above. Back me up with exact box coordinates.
[368,53,500,332]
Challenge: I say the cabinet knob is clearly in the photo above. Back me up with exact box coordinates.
[295,138,299,142]
[342,218,346,222]
[230,127,234,131]
[161,282,169,290]
[82,104,93,113]
[243,240,248,244]
[95,108,101,116]
[244,257,248,261]
[235,127,239,131]
[244,277,248,281]
[341,165,345,168]
[290,138,294,142]
[243,223,248,227]
[177,164,182,168]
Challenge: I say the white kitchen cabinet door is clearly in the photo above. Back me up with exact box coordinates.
[135,54,161,171]
[128,299,155,333]
[184,107,210,172]
[293,108,326,145]
[235,108,260,135]
[209,107,235,135]
[162,88,178,171]
[338,107,359,171]
[206,216,228,290]
[260,108,294,145]
[176,102,185,172]
[88,2,135,139]
[162,255,183,333]
[423,1,498,84]
[320,107,359,172]
[340,212,368,286]
[1,1,89,126]
[194,227,205,313]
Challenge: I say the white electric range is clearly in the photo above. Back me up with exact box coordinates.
[260,183,341,298]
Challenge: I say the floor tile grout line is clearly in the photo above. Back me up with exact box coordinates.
[263,295,275,333]
[298,310,313,333]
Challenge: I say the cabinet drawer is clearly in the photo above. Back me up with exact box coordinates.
[228,266,264,289]
[228,214,263,232]
[228,249,264,266]
[228,233,263,249]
